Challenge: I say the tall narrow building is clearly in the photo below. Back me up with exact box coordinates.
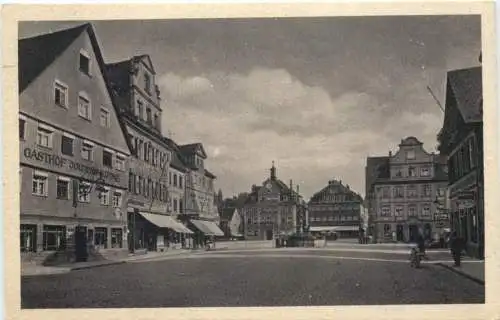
[19,24,131,262]
[365,137,448,243]
[106,55,193,253]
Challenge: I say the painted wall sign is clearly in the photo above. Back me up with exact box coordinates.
[23,147,120,182]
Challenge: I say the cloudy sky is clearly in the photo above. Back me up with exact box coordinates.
[19,16,481,200]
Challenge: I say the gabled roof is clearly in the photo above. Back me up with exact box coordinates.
[179,143,208,159]
[19,23,133,156]
[221,207,237,220]
[447,66,483,123]
[133,54,156,75]
[309,180,363,203]
[19,23,89,92]
[365,156,390,194]
[105,60,132,110]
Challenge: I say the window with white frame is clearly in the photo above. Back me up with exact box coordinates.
[54,81,68,108]
[408,205,417,217]
[395,206,404,217]
[36,126,53,148]
[393,186,404,198]
[78,94,91,120]
[407,185,417,198]
[380,206,391,217]
[81,141,94,161]
[115,154,126,171]
[100,187,110,206]
[78,182,91,203]
[408,166,417,177]
[420,167,430,177]
[79,50,91,75]
[61,133,74,156]
[100,107,110,127]
[422,205,431,217]
[56,177,70,200]
[32,171,48,196]
[103,150,113,168]
[422,184,432,197]
[406,149,415,160]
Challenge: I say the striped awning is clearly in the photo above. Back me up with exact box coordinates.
[139,212,193,234]
[191,220,224,236]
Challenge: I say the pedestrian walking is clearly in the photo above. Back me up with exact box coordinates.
[449,231,465,267]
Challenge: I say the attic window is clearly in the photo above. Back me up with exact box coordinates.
[79,50,90,75]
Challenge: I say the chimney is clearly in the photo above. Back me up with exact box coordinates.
[270,161,276,180]
[346,184,350,190]
[296,185,300,194]
[479,51,482,64]
[389,151,392,157]
[289,179,293,191]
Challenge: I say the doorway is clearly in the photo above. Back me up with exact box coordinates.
[396,224,404,242]
[409,224,418,242]
[266,230,273,240]
[74,225,88,262]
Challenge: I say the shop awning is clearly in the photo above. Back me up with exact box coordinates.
[139,212,193,234]
[309,226,359,232]
[190,220,225,236]
[202,221,225,236]
[310,226,337,232]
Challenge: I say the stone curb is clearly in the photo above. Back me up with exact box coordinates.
[436,262,484,285]
[70,260,127,271]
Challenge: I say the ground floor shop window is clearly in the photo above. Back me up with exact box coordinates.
[95,227,108,249]
[111,228,123,248]
[43,225,66,251]
[21,224,37,252]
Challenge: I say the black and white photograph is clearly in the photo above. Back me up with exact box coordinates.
[3,2,498,319]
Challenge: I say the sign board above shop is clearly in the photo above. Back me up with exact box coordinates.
[22,146,122,184]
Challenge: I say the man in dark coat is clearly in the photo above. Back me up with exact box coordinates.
[449,231,465,267]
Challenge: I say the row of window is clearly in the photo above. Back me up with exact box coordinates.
[309,215,359,222]
[313,194,359,203]
[20,117,126,170]
[128,134,170,168]
[127,172,183,213]
[377,185,443,198]
[168,171,183,188]
[378,204,432,217]
[20,224,123,252]
[54,78,112,126]
[448,136,479,183]
[135,100,161,130]
[309,205,360,212]
[246,215,293,224]
[31,171,123,206]
[392,166,431,178]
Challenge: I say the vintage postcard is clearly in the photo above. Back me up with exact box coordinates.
[2,2,498,320]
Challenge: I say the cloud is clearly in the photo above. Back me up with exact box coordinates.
[160,67,443,199]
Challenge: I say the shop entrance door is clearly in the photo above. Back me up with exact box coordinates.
[396,224,404,242]
[409,224,418,243]
[74,225,88,262]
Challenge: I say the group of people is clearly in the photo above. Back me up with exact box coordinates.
[415,230,466,266]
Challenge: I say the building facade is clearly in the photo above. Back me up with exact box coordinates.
[106,55,193,253]
[437,65,484,259]
[19,24,131,260]
[366,137,448,243]
[308,179,363,238]
[241,163,306,240]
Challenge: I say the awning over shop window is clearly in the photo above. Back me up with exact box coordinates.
[190,220,225,236]
[309,226,359,232]
[202,221,225,236]
[138,212,193,234]
[191,220,214,235]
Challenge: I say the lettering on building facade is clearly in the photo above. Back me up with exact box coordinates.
[23,147,120,183]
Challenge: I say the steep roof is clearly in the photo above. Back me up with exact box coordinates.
[105,60,132,110]
[19,23,133,155]
[179,143,208,159]
[309,179,363,203]
[365,156,390,194]
[19,23,89,92]
[221,207,237,220]
[447,66,483,123]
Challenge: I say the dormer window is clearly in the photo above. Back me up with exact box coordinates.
[79,50,90,75]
